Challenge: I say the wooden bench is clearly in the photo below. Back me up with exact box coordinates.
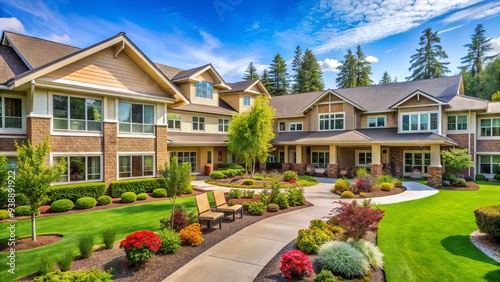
[213,190,243,221]
[315,168,326,176]
[195,193,224,229]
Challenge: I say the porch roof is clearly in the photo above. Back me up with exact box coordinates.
[167,132,229,146]
[272,128,458,146]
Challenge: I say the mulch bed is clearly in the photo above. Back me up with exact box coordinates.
[437,181,479,190]
[332,187,406,198]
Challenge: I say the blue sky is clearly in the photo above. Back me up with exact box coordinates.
[0,0,499,89]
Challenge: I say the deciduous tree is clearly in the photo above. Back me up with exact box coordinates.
[407,27,450,80]
[441,148,474,173]
[162,155,191,229]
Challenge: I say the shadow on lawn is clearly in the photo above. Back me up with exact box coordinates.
[441,235,500,266]
[484,269,500,282]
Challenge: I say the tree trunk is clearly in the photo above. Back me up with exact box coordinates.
[31,213,36,241]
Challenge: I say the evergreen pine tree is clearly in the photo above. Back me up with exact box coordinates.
[291,45,303,92]
[242,62,259,80]
[260,69,273,94]
[461,24,496,78]
[269,53,289,95]
[297,49,325,92]
[379,71,392,84]
[407,27,450,80]
[336,49,357,88]
[355,45,372,86]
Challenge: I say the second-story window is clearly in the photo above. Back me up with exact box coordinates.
[218,118,229,132]
[279,122,286,132]
[243,95,251,106]
[53,95,102,131]
[192,116,205,131]
[118,102,154,134]
[319,113,344,130]
[195,82,213,99]
[480,118,500,137]
[289,122,303,131]
[368,116,385,128]
[167,114,181,130]
[0,97,22,129]
[447,115,467,131]
[401,112,438,132]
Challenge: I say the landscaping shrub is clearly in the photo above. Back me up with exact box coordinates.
[137,193,148,200]
[46,182,106,203]
[158,228,182,254]
[273,192,289,209]
[15,205,33,216]
[51,199,74,213]
[341,191,354,198]
[0,209,9,220]
[349,239,384,269]
[267,203,279,212]
[454,178,467,187]
[318,241,370,279]
[298,175,317,182]
[313,269,336,282]
[377,174,397,184]
[287,187,305,206]
[248,201,266,215]
[254,175,264,180]
[266,162,283,170]
[242,189,255,198]
[379,182,393,191]
[394,181,403,188]
[209,171,225,179]
[97,195,112,205]
[492,174,500,181]
[102,228,116,249]
[242,179,255,185]
[37,254,54,275]
[216,162,231,169]
[110,178,164,198]
[279,250,313,279]
[228,188,243,199]
[159,205,198,232]
[474,205,500,239]
[78,234,95,258]
[242,201,251,210]
[355,177,373,192]
[475,174,486,181]
[283,170,299,182]
[356,167,370,178]
[330,200,385,241]
[178,223,204,246]
[220,170,231,178]
[57,251,74,272]
[121,192,137,203]
[297,220,335,254]
[75,197,97,209]
[120,230,161,265]
[334,179,348,192]
[32,269,113,282]
[152,188,167,198]
[359,192,367,198]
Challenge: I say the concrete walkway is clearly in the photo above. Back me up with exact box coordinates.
[162,179,437,282]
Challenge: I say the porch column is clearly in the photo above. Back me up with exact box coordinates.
[293,145,305,174]
[428,144,442,187]
[370,144,382,176]
[326,144,338,178]
[282,145,290,171]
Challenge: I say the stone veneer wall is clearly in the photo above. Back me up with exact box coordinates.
[155,125,168,174]
[326,163,338,178]
[390,147,402,178]
[103,122,117,184]
[370,164,383,176]
[427,166,442,187]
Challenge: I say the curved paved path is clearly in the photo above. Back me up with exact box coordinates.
[162,178,437,282]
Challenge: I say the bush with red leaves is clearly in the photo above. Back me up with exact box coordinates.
[330,200,384,240]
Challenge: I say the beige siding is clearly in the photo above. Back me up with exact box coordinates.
[169,111,230,134]
[44,48,169,96]
[106,96,116,120]
[399,105,439,113]
[360,113,398,129]
[220,94,241,112]
[399,95,437,107]
[277,117,309,131]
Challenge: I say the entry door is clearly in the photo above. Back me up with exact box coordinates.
[288,150,296,163]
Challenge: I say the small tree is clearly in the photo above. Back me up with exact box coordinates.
[491,90,500,102]
[441,148,474,174]
[15,138,66,241]
[330,200,385,241]
[162,155,191,229]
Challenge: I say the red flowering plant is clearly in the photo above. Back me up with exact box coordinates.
[279,250,313,279]
[289,180,297,184]
[119,230,161,266]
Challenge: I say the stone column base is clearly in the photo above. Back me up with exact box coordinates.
[427,166,443,187]
[306,164,316,175]
[282,163,291,171]
[371,164,383,177]
[292,163,306,175]
[326,163,338,178]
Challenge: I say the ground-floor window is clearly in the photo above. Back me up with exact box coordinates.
[54,155,102,183]
[268,155,276,162]
[174,152,197,172]
[404,151,430,174]
[356,150,372,166]
[479,155,500,175]
[278,151,285,163]
[118,154,154,178]
[311,151,329,168]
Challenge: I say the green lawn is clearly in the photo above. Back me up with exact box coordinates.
[0,196,201,281]
[378,181,500,282]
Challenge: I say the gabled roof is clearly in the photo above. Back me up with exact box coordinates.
[389,90,448,109]
[447,95,488,111]
[170,98,236,116]
[486,102,500,113]
[0,45,29,84]
[154,63,184,80]
[168,63,231,90]
[220,80,271,97]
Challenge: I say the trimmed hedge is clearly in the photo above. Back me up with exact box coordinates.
[51,199,75,213]
[475,174,486,181]
[137,193,148,200]
[121,192,137,203]
[47,182,107,203]
[475,205,500,239]
[15,205,33,216]
[210,171,225,179]
[97,196,112,205]
[0,209,10,220]
[75,197,97,209]
[110,178,165,198]
[494,174,500,181]
[152,188,167,198]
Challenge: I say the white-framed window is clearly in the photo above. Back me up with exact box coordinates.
[192,116,205,131]
[268,155,276,162]
[218,118,229,132]
[479,155,500,175]
[195,81,213,99]
[53,155,102,183]
[167,113,181,131]
[404,151,431,174]
[311,151,329,168]
[243,95,251,106]
[174,151,197,172]
[53,95,102,131]
[401,112,438,132]
[447,115,467,131]
[368,116,385,128]
[319,113,344,131]
[278,151,285,163]
[118,154,154,178]
[289,122,303,131]
[0,96,23,130]
[118,102,154,134]
[480,118,500,137]
[278,122,286,132]
[356,150,372,166]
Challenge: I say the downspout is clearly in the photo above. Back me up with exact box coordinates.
[30,79,35,114]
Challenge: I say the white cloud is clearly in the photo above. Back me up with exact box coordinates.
[319,58,341,72]
[247,21,260,31]
[0,17,25,33]
[366,56,378,63]
[199,30,221,49]
[442,2,500,23]
[438,24,465,34]
[489,36,500,58]
[47,33,73,44]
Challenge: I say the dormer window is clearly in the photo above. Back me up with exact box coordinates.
[195,81,213,99]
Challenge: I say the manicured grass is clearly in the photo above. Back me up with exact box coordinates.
[0,196,204,281]
[378,181,500,282]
